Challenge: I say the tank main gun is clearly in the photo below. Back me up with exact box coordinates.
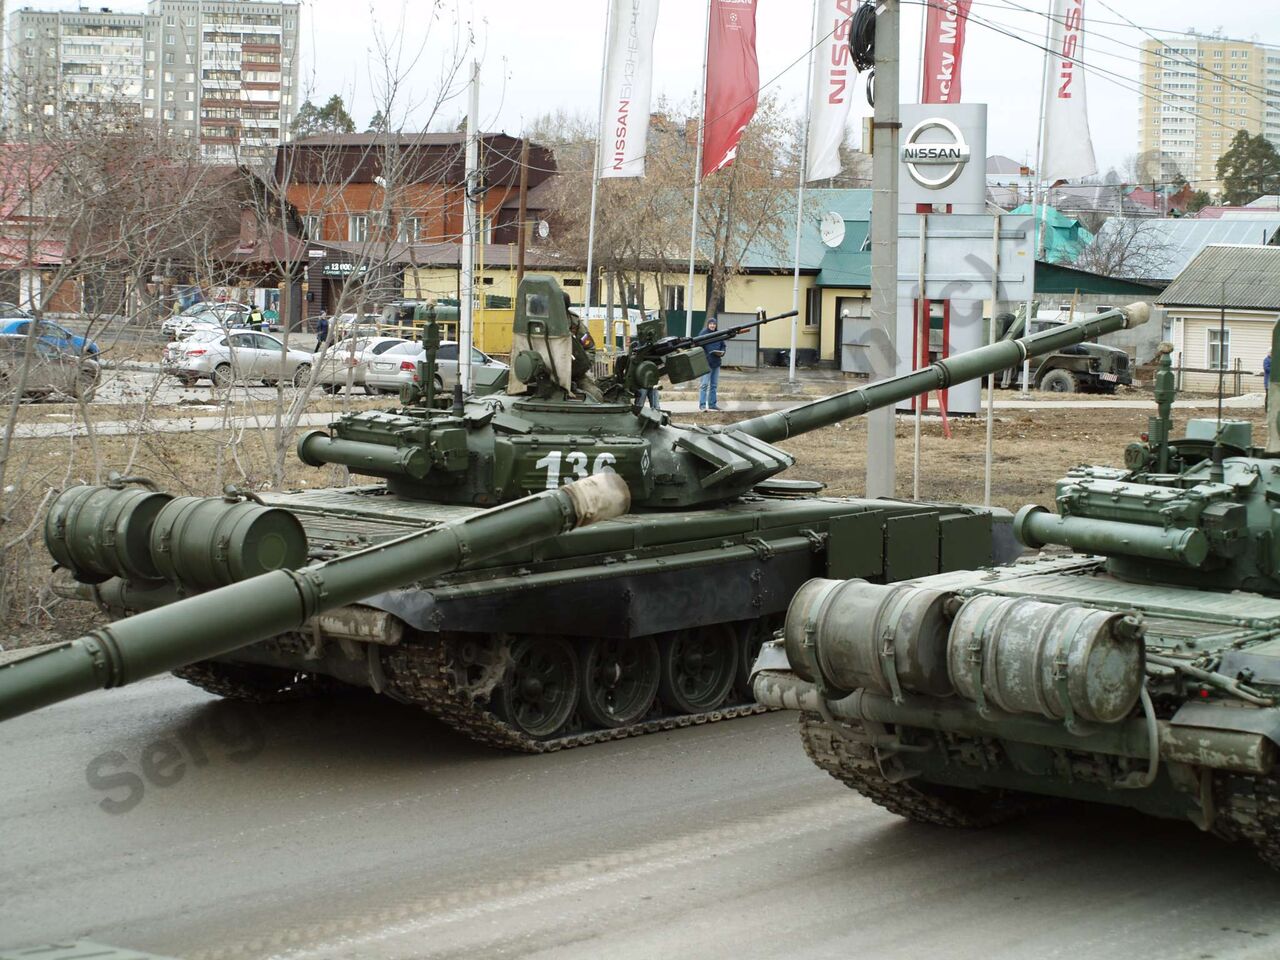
[0,473,630,722]
[295,276,1149,510]
[726,302,1150,443]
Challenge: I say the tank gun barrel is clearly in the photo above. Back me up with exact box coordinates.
[0,474,630,722]
[729,302,1151,443]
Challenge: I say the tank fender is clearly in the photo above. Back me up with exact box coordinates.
[1170,700,1280,750]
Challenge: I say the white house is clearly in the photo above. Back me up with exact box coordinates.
[1159,244,1280,393]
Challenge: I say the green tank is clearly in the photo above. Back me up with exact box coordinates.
[5,276,1147,752]
[753,337,1280,867]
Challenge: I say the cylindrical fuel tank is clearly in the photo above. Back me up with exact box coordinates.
[150,496,307,590]
[947,595,1143,724]
[44,484,174,584]
[784,578,954,699]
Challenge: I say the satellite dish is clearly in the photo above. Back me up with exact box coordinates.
[819,211,846,248]
[537,219,550,240]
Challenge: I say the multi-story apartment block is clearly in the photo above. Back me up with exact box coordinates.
[1138,34,1280,195]
[7,1,300,163]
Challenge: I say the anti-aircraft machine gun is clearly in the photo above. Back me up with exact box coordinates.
[2,276,1146,752]
[754,329,1280,869]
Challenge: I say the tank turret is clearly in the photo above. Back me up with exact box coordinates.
[754,328,1280,869]
[0,473,629,722]
[298,274,1151,509]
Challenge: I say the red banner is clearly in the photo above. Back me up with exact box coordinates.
[921,0,972,104]
[701,0,759,179]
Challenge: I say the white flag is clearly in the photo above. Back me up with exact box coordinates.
[1041,0,1096,182]
[598,0,661,179]
[805,0,856,182]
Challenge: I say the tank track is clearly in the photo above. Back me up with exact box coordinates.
[173,661,331,703]
[798,714,1032,828]
[1215,770,1280,869]
[385,640,769,754]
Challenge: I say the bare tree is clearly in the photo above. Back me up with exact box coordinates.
[1071,218,1173,280]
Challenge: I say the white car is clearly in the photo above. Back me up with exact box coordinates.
[314,336,408,394]
[163,329,314,388]
[364,341,507,395]
[162,302,252,338]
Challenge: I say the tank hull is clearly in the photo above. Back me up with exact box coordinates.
[69,486,1016,752]
[755,555,1280,866]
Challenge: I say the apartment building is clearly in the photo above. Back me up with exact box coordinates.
[1138,34,1280,195]
[7,0,300,163]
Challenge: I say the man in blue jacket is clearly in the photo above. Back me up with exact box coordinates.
[699,317,723,411]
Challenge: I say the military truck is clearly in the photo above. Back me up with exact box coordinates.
[993,306,1133,393]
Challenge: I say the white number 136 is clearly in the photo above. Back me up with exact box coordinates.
[533,451,617,489]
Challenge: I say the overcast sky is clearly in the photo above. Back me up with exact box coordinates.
[31,1,1280,175]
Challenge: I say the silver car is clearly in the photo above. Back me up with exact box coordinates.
[164,329,313,388]
[364,341,507,395]
[314,336,407,394]
[0,333,99,400]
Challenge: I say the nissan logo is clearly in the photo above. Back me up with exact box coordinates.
[902,117,971,189]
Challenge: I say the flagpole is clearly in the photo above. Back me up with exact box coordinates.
[788,0,821,388]
[685,1,712,338]
[1021,6,1054,398]
[584,0,613,314]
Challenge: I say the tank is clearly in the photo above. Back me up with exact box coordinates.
[753,337,1280,867]
[0,473,630,721]
[13,275,1147,752]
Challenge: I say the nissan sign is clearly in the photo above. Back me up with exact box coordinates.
[902,117,971,189]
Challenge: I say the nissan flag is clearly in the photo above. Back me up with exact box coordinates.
[805,0,856,182]
[598,0,661,179]
[921,0,972,104]
[1041,0,1096,181]
[701,0,759,179]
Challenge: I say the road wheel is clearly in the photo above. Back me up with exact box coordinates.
[292,363,311,388]
[579,636,660,728]
[212,363,233,388]
[493,636,580,739]
[732,618,774,701]
[658,624,739,714]
[433,374,444,393]
[1038,369,1078,393]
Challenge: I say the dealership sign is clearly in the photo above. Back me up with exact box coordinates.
[902,117,971,189]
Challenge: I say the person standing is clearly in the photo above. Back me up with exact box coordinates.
[314,314,330,353]
[698,317,723,411]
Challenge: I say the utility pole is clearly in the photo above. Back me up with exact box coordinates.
[515,138,530,286]
[865,0,900,499]
[460,59,480,393]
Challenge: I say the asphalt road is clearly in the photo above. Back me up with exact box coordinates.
[2,678,1279,960]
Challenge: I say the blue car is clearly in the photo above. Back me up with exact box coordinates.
[0,317,99,355]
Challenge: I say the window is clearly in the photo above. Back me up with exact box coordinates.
[1208,327,1231,370]
[303,215,322,239]
[805,287,822,328]
[348,215,369,243]
[662,285,684,313]
[397,217,421,243]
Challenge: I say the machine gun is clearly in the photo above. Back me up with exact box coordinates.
[603,309,797,403]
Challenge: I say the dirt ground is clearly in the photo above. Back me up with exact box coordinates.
[0,397,1266,646]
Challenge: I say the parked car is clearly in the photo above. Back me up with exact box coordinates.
[0,302,34,320]
[0,317,99,355]
[364,341,508,395]
[163,329,313,388]
[314,336,408,394]
[0,333,99,401]
[162,302,253,338]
